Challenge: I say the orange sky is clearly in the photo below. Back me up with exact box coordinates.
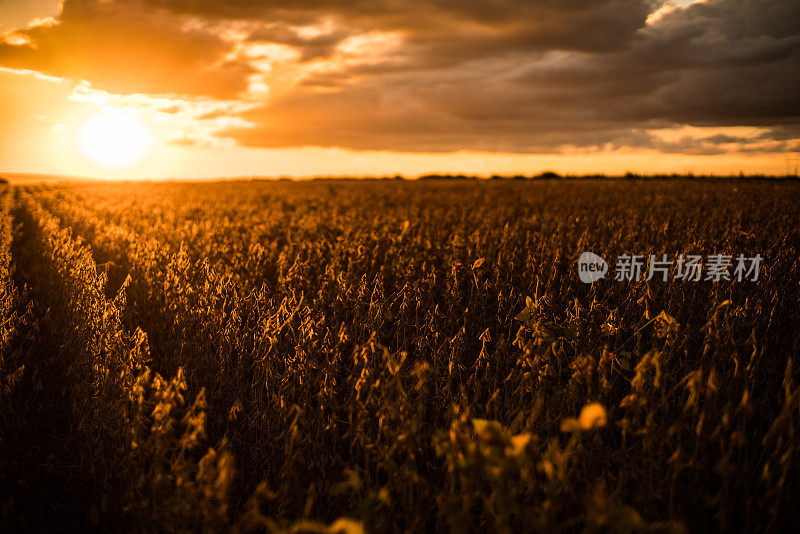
[1,0,798,179]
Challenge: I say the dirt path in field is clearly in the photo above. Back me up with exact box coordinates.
[0,196,95,532]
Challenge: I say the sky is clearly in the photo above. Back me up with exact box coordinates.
[0,0,798,179]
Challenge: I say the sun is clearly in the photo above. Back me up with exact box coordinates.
[77,109,154,170]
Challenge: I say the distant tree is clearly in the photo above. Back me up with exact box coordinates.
[537,171,561,179]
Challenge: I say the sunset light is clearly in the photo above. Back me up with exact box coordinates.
[1,1,800,531]
[0,0,797,178]
[76,109,154,170]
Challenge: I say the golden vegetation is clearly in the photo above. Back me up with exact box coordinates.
[1,179,799,532]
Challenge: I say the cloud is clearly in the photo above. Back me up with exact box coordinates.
[65,82,257,147]
[212,0,800,152]
[0,0,798,155]
[0,0,254,98]
[148,0,654,57]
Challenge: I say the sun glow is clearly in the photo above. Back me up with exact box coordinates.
[77,109,154,170]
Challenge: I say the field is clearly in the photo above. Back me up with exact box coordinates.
[1,178,799,532]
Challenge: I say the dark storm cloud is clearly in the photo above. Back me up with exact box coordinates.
[628,0,800,126]
[148,0,654,55]
[0,0,798,153]
[215,0,800,152]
